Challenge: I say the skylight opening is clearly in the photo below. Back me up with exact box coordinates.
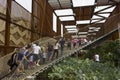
[92,15,102,19]
[97,20,106,23]
[89,27,96,29]
[61,24,63,37]
[67,28,77,31]
[94,5,111,12]
[72,0,95,7]
[88,30,94,32]
[68,31,77,33]
[65,25,76,28]
[98,13,110,18]
[15,0,32,13]
[100,6,116,13]
[91,20,100,23]
[59,16,75,21]
[78,32,88,34]
[89,27,101,32]
[94,29,99,31]
[76,20,90,24]
[79,35,87,37]
[91,33,96,35]
[72,35,78,38]
[96,27,101,30]
[55,9,73,16]
[53,13,57,32]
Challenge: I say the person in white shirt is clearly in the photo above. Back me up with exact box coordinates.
[51,41,60,60]
[94,54,100,62]
[32,43,41,66]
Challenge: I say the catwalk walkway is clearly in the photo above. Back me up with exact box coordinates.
[0,27,118,80]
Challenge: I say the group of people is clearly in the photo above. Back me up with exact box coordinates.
[71,38,91,48]
[7,37,67,76]
[7,37,93,76]
[8,43,42,76]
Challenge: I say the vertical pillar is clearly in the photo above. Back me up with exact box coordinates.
[57,18,61,37]
[4,0,12,55]
[40,0,47,38]
[31,0,34,42]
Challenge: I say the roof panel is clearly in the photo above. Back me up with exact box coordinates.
[55,9,73,16]
[100,6,116,12]
[94,5,111,12]
[65,25,76,28]
[98,13,110,17]
[59,16,75,21]
[72,0,95,7]
[97,20,106,23]
[92,15,102,19]
[76,20,90,24]
[91,19,100,23]
[68,30,77,33]
[67,28,77,31]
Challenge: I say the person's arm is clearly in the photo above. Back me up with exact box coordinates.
[23,55,30,62]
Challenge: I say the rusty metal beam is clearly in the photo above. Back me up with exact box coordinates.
[31,0,34,42]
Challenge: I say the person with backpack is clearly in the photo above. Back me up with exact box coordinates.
[8,48,19,72]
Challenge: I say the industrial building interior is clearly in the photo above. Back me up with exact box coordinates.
[0,0,120,80]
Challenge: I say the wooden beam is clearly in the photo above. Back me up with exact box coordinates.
[40,0,47,37]
[4,0,12,55]
[90,6,95,24]
[31,0,34,42]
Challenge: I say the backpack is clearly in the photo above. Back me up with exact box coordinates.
[7,52,17,66]
[7,59,13,66]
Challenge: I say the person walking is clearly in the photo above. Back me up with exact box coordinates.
[59,37,65,55]
[47,42,53,61]
[51,40,60,60]
[32,43,41,66]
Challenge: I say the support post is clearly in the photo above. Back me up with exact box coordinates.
[4,0,12,55]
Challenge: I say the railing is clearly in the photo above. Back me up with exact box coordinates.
[0,37,56,79]
[0,27,119,80]
[24,27,119,80]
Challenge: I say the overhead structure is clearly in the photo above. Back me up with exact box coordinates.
[48,0,119,38]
